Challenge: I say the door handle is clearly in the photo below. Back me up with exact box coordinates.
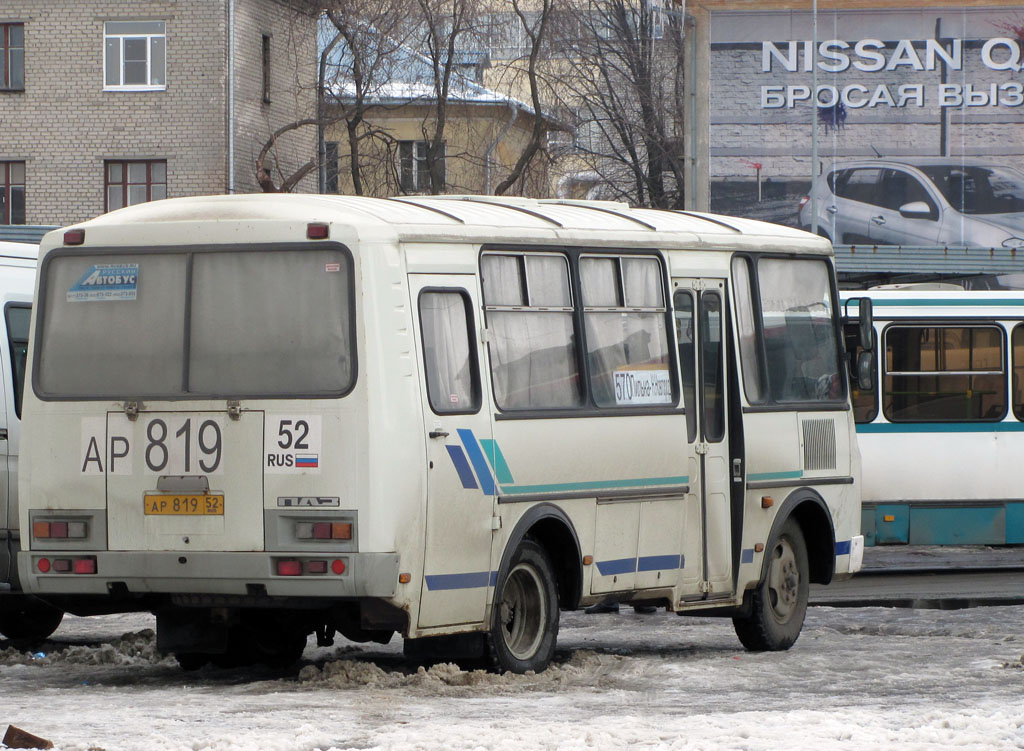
[0,428,7,440]
[826,205,838,214]
[428,430,449,439]
[872,215,886,225]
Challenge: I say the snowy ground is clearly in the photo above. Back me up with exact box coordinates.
[2,605,1023,751]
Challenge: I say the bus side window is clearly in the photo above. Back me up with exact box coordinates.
[4,303,30,419]
[419,290,480,415]
[673,290,697,443]
[1012,325,1024,421]
[730,257,764,404]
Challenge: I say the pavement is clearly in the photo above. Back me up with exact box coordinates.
[809,544,1024,608]
[861,544,1024,573]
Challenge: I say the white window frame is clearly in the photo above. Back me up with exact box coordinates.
[104,21,166,92]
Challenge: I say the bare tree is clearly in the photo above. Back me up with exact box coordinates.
[491,0,559,196]
[552,0,687,207]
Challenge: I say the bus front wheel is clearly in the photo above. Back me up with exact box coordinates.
[488,538,559,673]
[732,518,809,651]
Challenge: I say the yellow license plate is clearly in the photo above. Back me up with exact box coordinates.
[144,494,225,516]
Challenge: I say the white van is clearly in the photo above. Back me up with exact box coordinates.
[0,240,63,640]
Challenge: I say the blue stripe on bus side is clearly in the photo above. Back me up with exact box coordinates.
[595,558,638,576]
[424,571,491,591]
[637,554,684,572]
[836,540,851,555]
[458,429,496,495]
[445,445,479,490]
[479,438,514,484]
[857,422,1024,433]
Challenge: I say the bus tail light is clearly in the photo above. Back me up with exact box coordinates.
[36,556,96,574]
[295,520,353,541]
[274,557,347,576]
[33,517,89,540]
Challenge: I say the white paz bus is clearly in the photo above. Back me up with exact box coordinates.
[19,195,868,671]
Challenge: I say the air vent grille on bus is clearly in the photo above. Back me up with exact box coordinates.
[802,418,837,471]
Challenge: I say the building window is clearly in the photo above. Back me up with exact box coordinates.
[400,140,445,193]
[1,162,25,224]
[105,160,167,212]
[324,141,339,193]
[1,23,25,91]
[261,33,271,103]
[104,21,166,90]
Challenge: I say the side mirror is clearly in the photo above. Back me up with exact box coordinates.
[857,350,876,392]
[858,297,873,351]
[899,201,934,220]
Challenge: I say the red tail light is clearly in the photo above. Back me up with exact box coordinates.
[798,196,810,210]
[73,558,97,574]
[277,560,302,576]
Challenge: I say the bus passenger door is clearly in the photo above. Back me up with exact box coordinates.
[674,280,733,600]
[409,275,494,629]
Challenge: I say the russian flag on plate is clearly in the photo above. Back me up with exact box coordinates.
[296,454,319,468]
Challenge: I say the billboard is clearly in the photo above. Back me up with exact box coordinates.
[708,7,1024,251]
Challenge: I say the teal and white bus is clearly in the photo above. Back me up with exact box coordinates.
[844,287,1024,547]
[20,195,867,671]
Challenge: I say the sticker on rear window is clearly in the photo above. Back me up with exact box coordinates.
[68,263,140,302]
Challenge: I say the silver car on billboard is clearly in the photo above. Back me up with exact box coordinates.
[799,158,1024,249]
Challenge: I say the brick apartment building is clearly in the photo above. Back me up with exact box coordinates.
[0,0,318,229]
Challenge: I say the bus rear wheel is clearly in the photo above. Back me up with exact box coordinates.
[732,518,809,651]
[0,597,64,642]
[488,538,558,673]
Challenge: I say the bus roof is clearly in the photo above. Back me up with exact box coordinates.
[44,194,831,256]
[0,240,39,262]
[841,288,1024,319]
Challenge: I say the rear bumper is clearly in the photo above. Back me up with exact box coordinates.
[20,550,400,600]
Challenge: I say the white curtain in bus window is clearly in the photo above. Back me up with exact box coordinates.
[757,258,840,403]
[730,257,764,403]
[419,291,477,414]
[481,253,580,410]
[673,290,698,443]
[885,325,1005,422]
[581,256,670,408]
[189,250,352,395]
[37,254,187,396]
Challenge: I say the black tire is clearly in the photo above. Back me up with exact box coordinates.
[0,598,64,642]
[733,518,809,651]
[174,652,209,671]
[488,538,558,674]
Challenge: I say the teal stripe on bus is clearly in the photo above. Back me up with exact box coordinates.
[499,475,689,496]
[869,298,1024,308]
[479,438,515,485]
[747,470,803,481]
[857,422,1024,433]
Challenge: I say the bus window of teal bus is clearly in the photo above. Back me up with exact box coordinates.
[581,255,671,408]
[419,290,479,414]
[731,257,764,403]
[757,258,842,404]
[481,253,581,410]
[851,342,878,423]
[1014,325,1024,421]
[885,325,1005,422]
